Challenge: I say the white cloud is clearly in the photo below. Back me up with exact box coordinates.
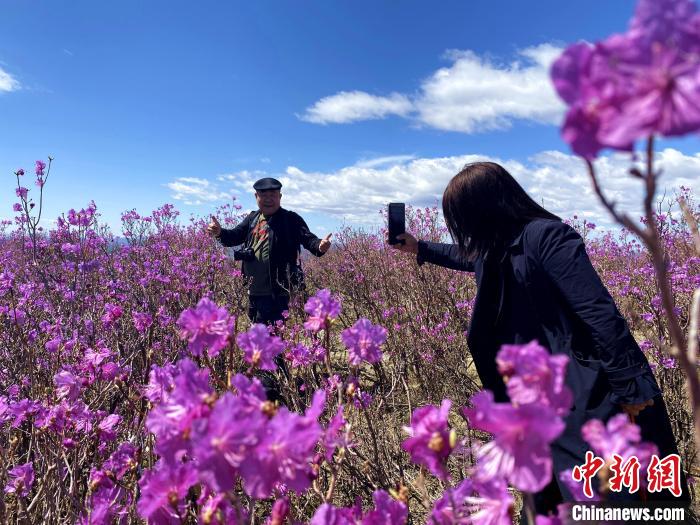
[216,170,267,191]
[0,66,20,92]
[164,177,232,205]
[354,154,416,169]
[299,91,413,124]
[415,44,566,132]
[212,149,699,228]
[520,148,700,225]
[168,149,699,229]
[300,43,566,133]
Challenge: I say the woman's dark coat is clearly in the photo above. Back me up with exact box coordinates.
[417,218,689,508]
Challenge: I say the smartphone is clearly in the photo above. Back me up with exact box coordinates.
[387,203,405,245]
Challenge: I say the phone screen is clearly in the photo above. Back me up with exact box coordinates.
[388,203,405,245]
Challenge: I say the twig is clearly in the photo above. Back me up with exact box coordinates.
[689,290,700,366]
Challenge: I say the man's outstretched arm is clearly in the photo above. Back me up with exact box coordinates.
[296,213,330,256]
[215,213,254,247]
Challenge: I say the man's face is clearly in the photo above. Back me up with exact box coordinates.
[255,189,282,215]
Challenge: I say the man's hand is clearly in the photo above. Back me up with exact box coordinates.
[390,233,418,254]
[319,233,332,254]
[620,398,654,418]
[207,215,222,238]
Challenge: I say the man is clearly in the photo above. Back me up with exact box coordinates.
[207,176,332,325]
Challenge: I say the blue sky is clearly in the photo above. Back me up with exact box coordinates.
[1,0,699,236]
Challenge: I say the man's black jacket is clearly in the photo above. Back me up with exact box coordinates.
[217,207,325,296]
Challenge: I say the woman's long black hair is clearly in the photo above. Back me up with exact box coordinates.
[442,161,560,258]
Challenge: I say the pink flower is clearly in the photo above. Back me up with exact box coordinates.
[304,289,341,332]
[239,390,325,498]
[267,498,290,525]
[199,492,243,525]
[193,391,267,492]
[323,405,351,462]
[145,359,213,463]
[598,43,700,147]
[430,476,513,525]
[177,297,233,357]
[144,365,176,404]
[229,373,268,413]
[35,160,46,176]
[582,413,658,474]
[310,491,406,525]
[341,318,387,365]
[496,340,572,416]
[54,370,82,402]
[462,391,565,492]
[236,324,284,371]
[310,503,356,525]
[15,187,28,199]
[103,443,138,479]
[137,461,198,523]
[402,400,454,480]
[4,462,34,498]
[286,342,326,367]
[551,0,700,157]
[132,311,153,333]
[629,0,700,50]
[101,303,123,328]
[98,414,122,441]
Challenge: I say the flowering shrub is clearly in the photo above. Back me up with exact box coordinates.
[2,173,697,523]
[2,0,700,523]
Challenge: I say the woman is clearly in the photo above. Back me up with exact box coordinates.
[393,162,689,512]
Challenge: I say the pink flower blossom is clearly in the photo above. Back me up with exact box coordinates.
[199,491,244,525]
[323,405,351,462]
[146,359,213,463]
[430,476,513,525]
[132,311,153,333]
[177,297,233,357]
[462,391,565,492]
[101,303,123,328]
[236,324,284,371]
[310,503,356,525]
[304,289,341,332]
[54,370,82,402]
[581,413,658,475]
[496,340,572,416]
[98,414,122,441]
[286,342,326,367]
[137,461,198,524]
[4,462,34,498]
[239,390,325,498]
[402,400,454,480]
[310,490,406,525]
[551,0,700,157]
[193,391,267,492]
[341,318,387,365]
